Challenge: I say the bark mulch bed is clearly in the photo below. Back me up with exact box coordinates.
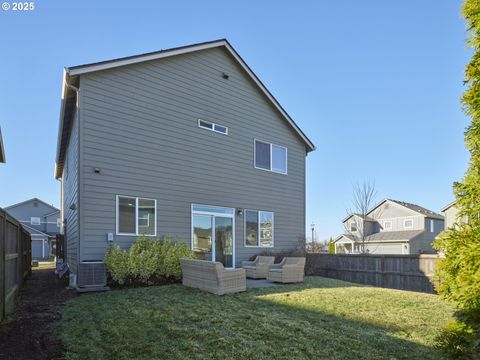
[0,265,76,360]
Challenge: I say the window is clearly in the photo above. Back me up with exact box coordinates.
[56,218,61,228]
[30,217,41,225]
[404,218,413,229]
[384,220,392,230]
[350,222,357,232]
[116,196,156,236]
[254,140,287,174]
[245,210,274,247]
[429,219,434,232]
[198,119,228,135]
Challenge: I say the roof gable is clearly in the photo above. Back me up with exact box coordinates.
[367,199,443,220]
[55,39,315,179]
[5,198,59,213]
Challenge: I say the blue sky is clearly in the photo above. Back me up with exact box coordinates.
[0,0,470,241]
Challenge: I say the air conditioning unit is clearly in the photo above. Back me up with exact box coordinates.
[77,261,107,287]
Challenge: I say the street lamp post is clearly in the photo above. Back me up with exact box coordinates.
[311,222,315,243]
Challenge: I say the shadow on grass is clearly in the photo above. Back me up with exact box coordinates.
[60,276,444,359]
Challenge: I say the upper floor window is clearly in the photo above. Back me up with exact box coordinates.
[245,210,274,247]
[384,220,392,230]
[429,219,434,232]
[57,218,61,227]
[30,217,40,225]
[404,218,413,229]
[350,222,357,232]
[198,119,228,135]
[116,195,156,236]
[254,140,287,174]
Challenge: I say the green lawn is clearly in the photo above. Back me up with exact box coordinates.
[60,277,453,360]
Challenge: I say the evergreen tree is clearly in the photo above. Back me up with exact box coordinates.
[433,0,480,357]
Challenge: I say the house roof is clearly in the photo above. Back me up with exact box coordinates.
[441,201,457,212]
[367,199,444,220]
[43,209,60,218]
[21,223,51,237]
[334,230,424,243]
[54,39,316,179]
[4,197,59,212]
[342,213,376,223]
[0,126,5,163]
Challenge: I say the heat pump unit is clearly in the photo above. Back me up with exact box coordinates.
[77,261,107,287]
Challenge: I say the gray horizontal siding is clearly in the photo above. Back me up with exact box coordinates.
[78,47,306,265]
[63,109,80,273]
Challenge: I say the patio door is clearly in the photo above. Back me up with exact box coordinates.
[192,205,235,268]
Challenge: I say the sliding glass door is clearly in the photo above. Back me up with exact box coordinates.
[192,205,235,268]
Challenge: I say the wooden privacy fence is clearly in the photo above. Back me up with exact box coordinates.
[0,208,31,321]
[306,253,440,293]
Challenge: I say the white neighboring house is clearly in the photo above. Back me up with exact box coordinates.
[334,199,444,255]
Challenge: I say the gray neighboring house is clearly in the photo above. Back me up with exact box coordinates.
[334,199,444,254]
[54,39,315,288]
[5,198,61,259]
[442,201,467,229]
[0,126,5,163]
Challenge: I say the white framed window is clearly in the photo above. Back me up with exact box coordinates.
[30,217,41,225]
[404,218,413,229]
[198,119,228,135]
[116,195,156,236]
[350,222,357,232]
[56,218,61,228]
[429,219,434,232]
[384,220,392,230]
[244,210,274,247]
[254,139,287,174]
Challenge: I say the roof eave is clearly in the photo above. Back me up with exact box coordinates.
[0,126,5,163]
[54,69,68,179]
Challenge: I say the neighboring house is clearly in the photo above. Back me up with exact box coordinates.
[0,126,5,163]
[5,198,60,259]
[55,39,315,288]
[334,199,444,254]
[441,201,467,229]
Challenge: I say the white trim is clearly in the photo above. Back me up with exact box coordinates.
[403,218,413,229]
[198,119,228,135]
[383,220,393,230]
[253,139,287,175]
[243,209,274,248]
[116,195,157,236]
[65,40,315,151]
[191,204,235,269]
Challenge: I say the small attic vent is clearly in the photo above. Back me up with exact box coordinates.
[33,202,38,207]
[78,261,107,287]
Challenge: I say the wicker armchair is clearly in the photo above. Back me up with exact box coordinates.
[267,257,306,283]
[180,258,246,295]
[241,256,275,279]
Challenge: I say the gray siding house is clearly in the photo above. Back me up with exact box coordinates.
[334,199,444,254]
[441,201,468,229]
[5,198,60,259]
[55,39,315,287]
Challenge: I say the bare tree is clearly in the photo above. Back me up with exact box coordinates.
[345,181,377,254]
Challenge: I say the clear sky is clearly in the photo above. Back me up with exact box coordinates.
[0,0,471,241]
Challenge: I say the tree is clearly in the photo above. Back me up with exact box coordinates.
[433,0,480,357]
[346,181,377,253]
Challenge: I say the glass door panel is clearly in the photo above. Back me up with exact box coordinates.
[192,215,213,261]
[215,217,233,268]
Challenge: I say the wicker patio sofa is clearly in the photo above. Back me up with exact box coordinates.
[180,258,246,295]
[241,256,275,279]
[267,257,306,283]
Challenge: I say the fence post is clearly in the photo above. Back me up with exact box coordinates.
[380,256,385,288]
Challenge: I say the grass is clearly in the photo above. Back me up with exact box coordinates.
[60,277,453,359]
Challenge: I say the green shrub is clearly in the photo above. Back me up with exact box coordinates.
[328,241,335,254]
[435,320,478,359]
[104,245,130,285]
[104,236,194,286]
